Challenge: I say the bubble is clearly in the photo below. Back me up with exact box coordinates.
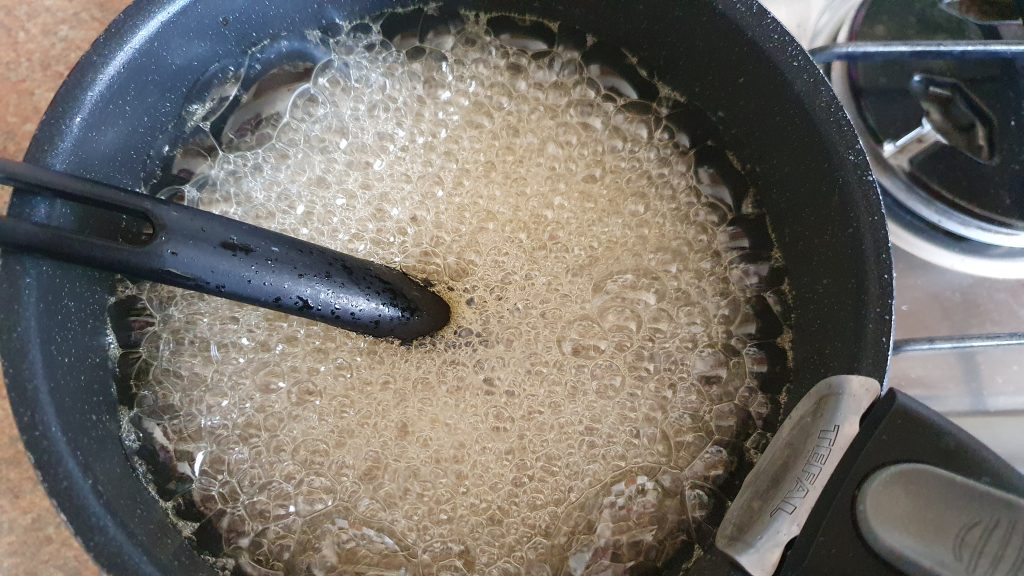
[253,363,287,395]
[286,379,323,406]
[556,316,609,360]
[589,359,625,399]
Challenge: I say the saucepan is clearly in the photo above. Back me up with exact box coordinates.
[1,1,1021,575]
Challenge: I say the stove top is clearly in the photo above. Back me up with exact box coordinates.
[762,0,1024,469]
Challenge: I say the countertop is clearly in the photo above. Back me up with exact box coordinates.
[0,1,130,574]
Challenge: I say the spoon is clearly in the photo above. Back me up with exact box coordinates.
[0,159,451,341]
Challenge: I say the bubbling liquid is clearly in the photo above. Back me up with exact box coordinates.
[118,14,784,576]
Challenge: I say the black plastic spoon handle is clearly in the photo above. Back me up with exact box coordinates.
[0,159,450,341]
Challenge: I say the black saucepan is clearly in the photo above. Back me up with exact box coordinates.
[1,1,1021,575]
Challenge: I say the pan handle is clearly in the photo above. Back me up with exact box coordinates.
[775,387,1024,576]
[855,463,1024,576]
[711,378,1024,576]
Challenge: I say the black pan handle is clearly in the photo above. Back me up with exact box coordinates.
[0,159,450,341]
[712,378,1024,576]
[778,388,1024,576]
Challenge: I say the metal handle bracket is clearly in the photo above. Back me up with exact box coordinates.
[715,375,881,576]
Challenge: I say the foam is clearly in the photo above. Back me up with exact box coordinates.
[123,16,779,575]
